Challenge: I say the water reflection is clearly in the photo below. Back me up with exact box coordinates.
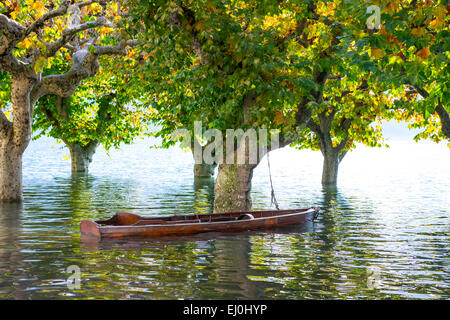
[193,177,215,215]
[0,138,448,299]
[0,203,28,299]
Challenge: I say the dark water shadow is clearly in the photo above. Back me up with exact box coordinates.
[80,221,315,250]
[0,202,30,299]
[0,202,24,257]
[193,177,215,214]
[50,174,139,218]
[80,223,317,299]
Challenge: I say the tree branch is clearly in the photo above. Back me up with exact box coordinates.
[44,17,112,58]
[436,98,450,139]
[23,0,107,39]
[405,83,449,139]
[93,39,138,55]
[31,38,137,103]
[306,118,321,135]
[0,110,12,138]
[0,14,25,55]
[23,0,71,39]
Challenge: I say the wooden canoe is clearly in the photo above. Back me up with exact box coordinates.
[80,207,320,239]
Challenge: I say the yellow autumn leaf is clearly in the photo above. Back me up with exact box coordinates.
[33,56,47,73]
[22,37,33,49]
[99,26,113,35]
[10,9,19,20]
[89,2,102,13]
[111,2,118,11]
[274,111,285,125]
[429,17,444,29]
[432,5,447,19]
[411,28,424,37]
[416,47,431,60]
[3,110,12,121]
[370,48,384,59]
[385,1,399,15]
[31,1,44,13]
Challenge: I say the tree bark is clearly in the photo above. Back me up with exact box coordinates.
[0,77,35,201]
[0,148,23,201]
[194,163,216,177]
[213,162,256,213]
[436,99,450,139]
[307,109,350,186]
[68,142,98,173]
[192,136,217,178]
[321,149,340,185]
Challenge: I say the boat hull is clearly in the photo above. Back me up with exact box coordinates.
[80,207,319,239]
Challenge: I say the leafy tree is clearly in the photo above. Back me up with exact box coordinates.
[359,0,449,142]
[33,52,149,173]
[293,57,392,185]
[0,0,138,201]
[130,0,373,211]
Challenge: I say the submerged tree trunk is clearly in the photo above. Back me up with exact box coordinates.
[194,163,216,177]
[213,163,255,213]
[321,149,340,185]
[192,136,217,178]
[68,142,98,173]
[308,110,351,187]
[213,126,266,213]
[0,148,23,201]
[319,138,349,186]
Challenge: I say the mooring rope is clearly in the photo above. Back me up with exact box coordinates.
[267,151,280,210]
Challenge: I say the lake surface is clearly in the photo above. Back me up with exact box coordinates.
[0,132,449,299]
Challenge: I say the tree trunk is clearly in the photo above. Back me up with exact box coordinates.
[436,99,450,139]
[192,136,217,178]
[321,149,340,185]
[0,77,35,201]
[213,163,255,213]
[309,110,351,187]
[0,148,23,201]
[68,142,98,173]
[193,163,216,178]
[212,125,285,213]
[213,131,261,213]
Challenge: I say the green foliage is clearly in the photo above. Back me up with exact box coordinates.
[351,0,449,143]
[126,0,398,156]
[0,70,11,117]
[127,0,357,149]
[33,53,150,150]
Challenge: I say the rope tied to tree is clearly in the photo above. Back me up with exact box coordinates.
[267,151,280,210]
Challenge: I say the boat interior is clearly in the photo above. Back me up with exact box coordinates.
[95,208,313,227]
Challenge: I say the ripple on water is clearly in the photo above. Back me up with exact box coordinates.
[0,138,448,299]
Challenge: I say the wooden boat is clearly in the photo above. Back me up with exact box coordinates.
[80,207,320,239]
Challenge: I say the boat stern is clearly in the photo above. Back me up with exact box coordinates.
[80,220,101,238]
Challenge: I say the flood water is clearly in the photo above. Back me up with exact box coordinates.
[0,131,449,299]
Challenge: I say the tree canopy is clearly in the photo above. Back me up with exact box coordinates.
[359,0,449,142]
[0,0,140,200]
[33,51,149,152]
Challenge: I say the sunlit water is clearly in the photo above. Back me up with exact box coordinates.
[0,127,448,299]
